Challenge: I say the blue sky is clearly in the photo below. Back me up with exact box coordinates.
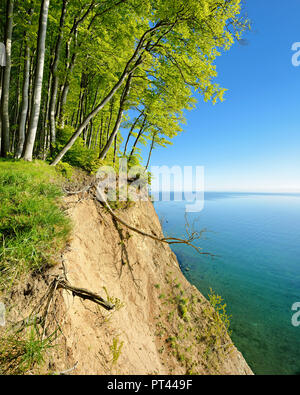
[143,0,300,193]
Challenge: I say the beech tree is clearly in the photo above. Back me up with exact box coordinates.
[0,0,248,170]
[23,0,50,161]
[0,0,14,157]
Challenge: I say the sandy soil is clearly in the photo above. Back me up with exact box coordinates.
[3,196,253,375]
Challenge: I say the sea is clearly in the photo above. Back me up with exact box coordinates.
[154,192,300,375]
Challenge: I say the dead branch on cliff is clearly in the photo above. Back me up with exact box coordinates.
[95,188,215,258]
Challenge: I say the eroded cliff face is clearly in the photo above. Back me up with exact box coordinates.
[5,197,253,375]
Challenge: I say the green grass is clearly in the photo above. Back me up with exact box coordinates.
[0,322,56,375]
[0,159,71,290]
[110,336,124,366]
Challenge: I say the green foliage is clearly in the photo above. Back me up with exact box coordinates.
[54,126,102,173]
[4,0,248,168]
[208,288,232,335]
[0,160,71,290]
[177,297,189,322]
[55,161,74,180]
[110,337,124,366]
[103,286,125,312]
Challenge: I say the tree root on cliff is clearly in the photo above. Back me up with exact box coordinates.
[64,181,215,257]
[55,278,115,311]
[13,272,115,343]
[95,187,216,258]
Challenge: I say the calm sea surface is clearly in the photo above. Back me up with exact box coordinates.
[154,192,300,375]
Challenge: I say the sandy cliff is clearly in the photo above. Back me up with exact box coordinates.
[6,196,253,375]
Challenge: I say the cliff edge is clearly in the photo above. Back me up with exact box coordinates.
[5,196,253,375]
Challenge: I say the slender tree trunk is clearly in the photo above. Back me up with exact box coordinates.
[128,115,147,160]
[42,70,52,149]
[87,86,98,148]
[23,0,50,161]
[26,52,35,132]
[15,42,31,158]
[113,135,117,164]
[58,2,96,127]
[87,123,94,149]
[106,99,114,142]
[98,117,104,155]
[99,75,132,160]
[94,120,101,149]
[146,132,156,169]
[0,0,14,157]
[11,41,23,152]
[49,0,68,152]
[123,112,143,156]
[58,50,76,126]
[56,0,96,127]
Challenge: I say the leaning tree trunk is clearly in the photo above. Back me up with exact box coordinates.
[51,68,135,166]
[23,0,50,161]
[0,0,14,158]
[146,132,156,169]
[50,22,164,166]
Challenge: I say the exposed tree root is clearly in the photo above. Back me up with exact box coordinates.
[95,187,215,258]
[56,278,115,311]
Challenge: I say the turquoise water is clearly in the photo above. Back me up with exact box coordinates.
[154,193,300,375]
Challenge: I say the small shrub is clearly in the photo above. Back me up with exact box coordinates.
[110,337,124,365]
[55,161,74,180]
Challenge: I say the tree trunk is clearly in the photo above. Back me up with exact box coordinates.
[106,99,114,142]
[113,135,117,163]
[26,51,35,132]
[99,75,132,160]
[15,42,30,158]
[11,41,23,152]
[146,132,156,169]
[23,0,50,161]
[87,123,93,149]
[123,112,143,156]
[94,120,101,149]
[58,45,76,126]
[58,2,95,126]
[128,115,147,160]
[49,0,68,153]
[98,117,104,154]
[0,0,14,157]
